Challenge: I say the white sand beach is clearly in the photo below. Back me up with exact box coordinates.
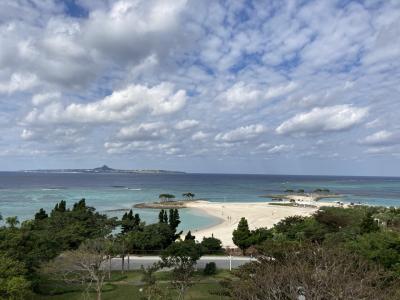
[186,199,342,247]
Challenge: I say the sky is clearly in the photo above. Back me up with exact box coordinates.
[0,0,399,176]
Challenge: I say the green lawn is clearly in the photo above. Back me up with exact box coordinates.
[31,270,233,300]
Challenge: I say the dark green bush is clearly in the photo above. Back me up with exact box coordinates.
[203,262,217,275]
[200,236,223,254]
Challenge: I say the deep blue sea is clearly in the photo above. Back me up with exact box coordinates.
[0,172,399,230]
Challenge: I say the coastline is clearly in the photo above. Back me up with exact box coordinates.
[185,200,343,247]
[185,205,226,231]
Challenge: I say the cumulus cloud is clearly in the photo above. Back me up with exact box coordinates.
[116,122,166,141]
[276,105,368,135]
[220,81,296,110]
[0,0,400,174]
[84,0,188,63]
[215,124,267,143]
[21,126,86,148]
[24,82,186,125]
[0,0,189,90]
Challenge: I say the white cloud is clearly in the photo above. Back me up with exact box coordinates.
[365,146,397,154]
[256,143,271,150]
[361,130,400,146]
[215,124,267,143]
[365,119,382,129]
[32,92,61,106]
[24,82,186,125]
[21,129,35,140]
[276,105,368,135]
[175,119,199,130]
[220,81,296,110]
[84,0,188,63]
[0,0,400,174]
[219,82,263,109]
[20,126,85,147]
[116,122,166,141]
[0,73,38,94]
[267,144,293,154]
[104,141,151,154]
[191,131,209,141]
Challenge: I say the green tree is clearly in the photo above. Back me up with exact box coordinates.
[232,217,252,254]
[200,236,223,254]
[248,227,273,245]
[0,253,31,299]
[347,231,400,274]
[72,198,87,211]
[184,231,195,241]
[5,216,19,228]
[182,192,195,200]
[51,200,67,215]
[34,208,48,221]
[159,194,175,202]
[121,209,142,234]
[126,223,174,251]
[161,240,203,300]
[360,212,379,234]
[158,209,168,224]
[168,209,182,242]
[274,216,308,239]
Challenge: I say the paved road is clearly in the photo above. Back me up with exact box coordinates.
[108,255,256,270]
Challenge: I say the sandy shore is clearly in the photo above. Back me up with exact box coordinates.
[186,200,342,247]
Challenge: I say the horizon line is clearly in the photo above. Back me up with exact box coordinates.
[1,168,399,178]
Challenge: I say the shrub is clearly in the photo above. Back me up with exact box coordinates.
[201,236,223,254]
[203,262,217,275]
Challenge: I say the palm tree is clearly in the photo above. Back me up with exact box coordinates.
[6,216,19,228]
[182,192,195,200]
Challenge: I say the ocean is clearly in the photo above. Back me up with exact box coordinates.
[1,172,399,231]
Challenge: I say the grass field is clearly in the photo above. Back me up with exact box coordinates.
[31,270,234,300]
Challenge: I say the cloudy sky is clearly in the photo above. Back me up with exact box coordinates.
[0,0,399,176]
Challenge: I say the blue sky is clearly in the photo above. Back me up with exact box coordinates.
[0,0,399,176]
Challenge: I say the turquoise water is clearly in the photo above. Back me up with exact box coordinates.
[0,172,399,230]
[0,186,221,231]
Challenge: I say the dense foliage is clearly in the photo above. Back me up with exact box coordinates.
[0,253,31,299]
[200,236,223,254]
[123,208,183,253]
[0,199,118,298]
[231,244,400,300]
[229,205,400,299]
[232,217,271,253]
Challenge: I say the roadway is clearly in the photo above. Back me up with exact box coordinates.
[109,255,257,270]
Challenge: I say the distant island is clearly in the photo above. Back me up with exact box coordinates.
[23,165,186,174]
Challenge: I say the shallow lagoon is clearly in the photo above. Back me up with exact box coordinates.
[0,172,399,230]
